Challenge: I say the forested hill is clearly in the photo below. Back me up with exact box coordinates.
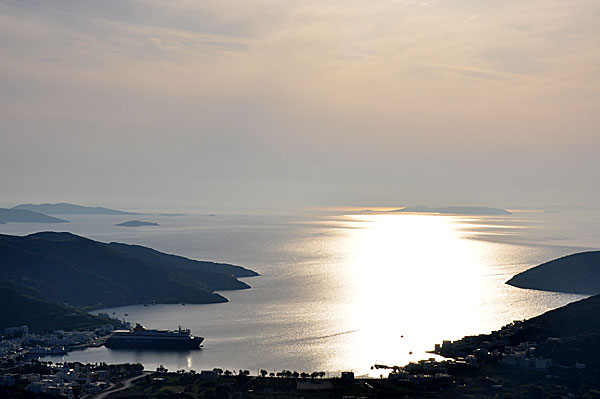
[0,232,258,310]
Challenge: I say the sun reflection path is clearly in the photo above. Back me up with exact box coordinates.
[336,214,488,373]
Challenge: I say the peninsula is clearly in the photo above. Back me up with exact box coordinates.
[506,251,600,294]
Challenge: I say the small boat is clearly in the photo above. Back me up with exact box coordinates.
[27,347,67,357]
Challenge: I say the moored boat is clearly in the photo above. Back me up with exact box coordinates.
[104,324,203,350]
[27,347,68,357]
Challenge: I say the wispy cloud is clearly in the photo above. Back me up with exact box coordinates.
[0,0,599,209]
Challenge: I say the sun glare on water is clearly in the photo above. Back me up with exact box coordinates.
[324,214,505,374]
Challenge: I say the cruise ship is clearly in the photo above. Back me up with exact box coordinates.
[104,324,204,349]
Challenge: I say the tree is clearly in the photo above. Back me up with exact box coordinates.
[260,369,268,378]
[292,371,299,378]
[156,365,168,373]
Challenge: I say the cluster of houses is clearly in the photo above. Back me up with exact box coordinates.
[386,357,472,385]
[432,320,576,372]
[1,362,112,397]
[1,324,118,366]
[381,320,570,386]
[500,341,552,369]
[1,323,131,398]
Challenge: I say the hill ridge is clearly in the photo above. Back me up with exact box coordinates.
[13,203,140,215]
[0,232,258,310]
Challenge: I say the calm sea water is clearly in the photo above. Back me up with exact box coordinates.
[2,209,598,377]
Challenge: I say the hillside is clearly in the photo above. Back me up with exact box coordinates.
[0,208,69,223]
[13,203,139,215]
[436,294,600,369]
[0,285,119,333]
[507,251,600,294]
[510,294,600,367]
[0,232,258,309]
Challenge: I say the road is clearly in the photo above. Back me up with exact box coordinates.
[91,372,148,399]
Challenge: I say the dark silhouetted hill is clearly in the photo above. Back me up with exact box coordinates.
[115,220,160,227]
[0,208,69,223]
[392,206,511,215]
[510,294,600,367]
[507,251,600,294]
[106,241,258,278]
[0,232,258,309]
[0,284,119,332]
[13,203,140,215]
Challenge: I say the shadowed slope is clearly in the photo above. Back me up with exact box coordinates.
[0,284,119,332]
[510,294,600,367]
[0,232,258,309]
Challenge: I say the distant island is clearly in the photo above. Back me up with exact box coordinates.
[115,220,160,227]
[0,232,259,330]
[13,202,140,215]
[0,208,69,224]
[389,206,511,215]
[507,251,600,294]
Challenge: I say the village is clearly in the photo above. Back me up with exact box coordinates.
[1,317,597,398]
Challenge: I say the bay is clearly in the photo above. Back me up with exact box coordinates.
[2,209,597,376]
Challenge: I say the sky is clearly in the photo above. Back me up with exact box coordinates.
[1,0,599,212]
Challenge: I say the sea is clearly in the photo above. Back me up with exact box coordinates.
[1,208,599,377]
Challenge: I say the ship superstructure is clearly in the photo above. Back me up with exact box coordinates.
[104,324,203,349]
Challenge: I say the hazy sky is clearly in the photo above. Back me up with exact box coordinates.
[1,0,599,211]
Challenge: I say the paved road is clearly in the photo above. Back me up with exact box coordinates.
[92,372,148,399]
